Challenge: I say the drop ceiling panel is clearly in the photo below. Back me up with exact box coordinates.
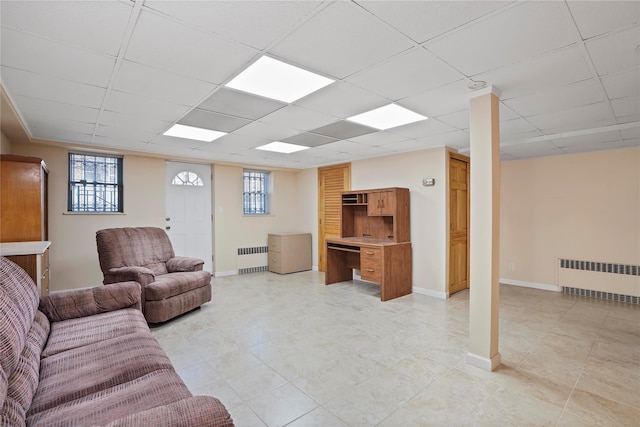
[198,88,286,120]
[415,130,470,149]
[500,118,541,139]
[552,130,621,148]
[99,111,172,134]
[1,29,115,87]
[385,117,459,139]
[586,26,640,76]
[526,102,613,132]
[104,90,190,122]
[125,10,257,84]
[308,121,376,140]
[601,68,640,100]
[211,133,272,149]
[500,141,564,159]
[270,1,413,79]
[560,139,628,154]
[258,105,338,131]
[346,47,462,100]
[114,61,216,107]
[318,140,387,156]
[0,1,132,56]
[567,1,640,39]
[620,126,640,140]
[504,79,605,117]
[143,1,322,50]
[400,79,471,118]
[348,131,412,147]
[472,46,592,100]
[282,133,338,147]
[179,109,251,133]
[152,135,208,149]
[94,125,157,143]
[356,1,511,43]
[92,136,149,152]
[611,97,640,118]
[1,67,106,109]
[294,81,389,119]
[10,95,100,125]
[426,1,577,76]
[385,138,434,153]
[30,127,92,144]
[232,121,299,141]
[28,118,95,136]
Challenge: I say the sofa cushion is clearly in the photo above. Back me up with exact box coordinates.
[142,262,168,275]
[0,311,49,427]
[96,227,175,273]
[42,308,149,358]
[31,332,178,415]
[145,270,211,301]
[26,369,192,427]
[0,258,39,390]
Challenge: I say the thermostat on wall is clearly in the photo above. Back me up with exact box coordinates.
[422,178,435,186]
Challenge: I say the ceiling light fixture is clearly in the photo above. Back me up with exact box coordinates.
[346,104,428,130]
[255,141,310,154]
[225,56,334,103]
[163,124,227,142]
[467,80,488,90]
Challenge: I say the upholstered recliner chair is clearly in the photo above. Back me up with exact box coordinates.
[96,227,212,323]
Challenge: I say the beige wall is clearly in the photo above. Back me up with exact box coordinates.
[212,164,309,275]
[500,147,640,295]
[350,147,449,296]
[12,143,165,290]
[0,130,12,154]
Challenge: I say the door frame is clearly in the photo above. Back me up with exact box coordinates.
[447,151,470,295]
[317,163,351,272]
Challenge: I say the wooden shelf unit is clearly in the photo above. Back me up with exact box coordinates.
[327,187,412,301]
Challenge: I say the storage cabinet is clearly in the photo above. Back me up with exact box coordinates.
[0,155,49,242]
[367,190,396,216]
[0,241,51,296]
[342,187,410,242]
[268,233,312,274]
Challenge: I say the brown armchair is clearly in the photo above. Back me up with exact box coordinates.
[96,227,212,323]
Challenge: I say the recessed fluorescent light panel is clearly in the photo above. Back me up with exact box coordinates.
[225,56,334,103]
[163,124,226,142]
[347,104,428,130]
[255,141,310,154]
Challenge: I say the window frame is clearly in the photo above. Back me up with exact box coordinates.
[67,152,124,213]
[242,169,270,215]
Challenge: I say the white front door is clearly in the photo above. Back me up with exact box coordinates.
[165,161,213,273]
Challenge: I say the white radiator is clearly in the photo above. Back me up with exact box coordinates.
[237,246,268,274]
[558,258,640,304]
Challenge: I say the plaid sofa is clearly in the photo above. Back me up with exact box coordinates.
[96,227,212,323]
[0,257,233,426]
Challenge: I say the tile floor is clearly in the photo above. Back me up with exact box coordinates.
[150,271,640,426]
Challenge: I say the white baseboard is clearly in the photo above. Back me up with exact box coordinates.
[467,352,501,371]
[214,270,237,278]
[500,278,560,292]
[312,266,319,271]
[412,287,448,300]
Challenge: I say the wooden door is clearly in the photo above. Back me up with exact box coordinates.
[449,153,470,295]
[318,163,350,272]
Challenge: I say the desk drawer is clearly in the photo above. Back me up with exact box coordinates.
[361,247,382,282]
[361,247,381,262]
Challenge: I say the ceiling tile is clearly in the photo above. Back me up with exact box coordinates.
[143,1,322,50]
[356,1,511,43]
[0,1,132,56]
[1,29,115,87]
[623,138,640,147]
[586,26,640,76]
[399,79,470,118]
[94,125,157,143]
[99,111,172,134]
[500,141,564,159]
[472,46,593,100]
[114,60,216,106]
[294,81,389,119]
[318,140,387,156]
[104,90,190,122]
[30,127,92,144]
[567,1,640,39]
[386,117,460,139]
[211,133,272,150]
[232,121,299,141]
[346,47,462,100]
[282,133,338,147]
[198,88,285,120]
[503,79,605,117]
[434,110,469,130]
[415,130,470,149]
[620,126,640,140]
[385,138,435,153]
[526,102,613,132]
[125,10,257,84]
[27,117,94,136]
[308,121,376,140]
[426,1,576,76]
[270,1,413,79]
[151,135,208,149]
[1,67,106,109]
[10,95,100,125]
[560,139,627,155]
[348,131,412,147]
[92,136,150,152]
[259,105,338,131]
[611,96,640,118]
[500,118,541,139]
[601,68,640,100]
[179,109,251,133]
[553,130,622,147]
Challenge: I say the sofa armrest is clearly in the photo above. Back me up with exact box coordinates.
[166,256,204,272]
[39,281,141,322]
[104,266,155,285]
[101,396,234,427]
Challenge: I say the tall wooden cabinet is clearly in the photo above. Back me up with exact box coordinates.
[326,187,412,301]
[0,154,49,242]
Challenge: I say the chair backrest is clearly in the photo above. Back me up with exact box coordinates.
[96,227,175,275]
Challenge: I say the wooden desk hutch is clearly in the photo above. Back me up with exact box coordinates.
[325,187,412,301]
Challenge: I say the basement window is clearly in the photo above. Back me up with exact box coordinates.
[243,170,269,215]
[68,153,123,212]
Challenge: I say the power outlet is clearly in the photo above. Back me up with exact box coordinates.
[508,262,515,271]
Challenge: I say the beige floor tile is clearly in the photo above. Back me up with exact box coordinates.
[227,403,267,427]
[246,383,318,427]
[555,409,602,427]
[286,406,348,427]
[192,378,244,410]
[225,363,288,401]
[566,388,640,426]
[577,357,640,409]
[176,360,222,391]
[473,386,563,426]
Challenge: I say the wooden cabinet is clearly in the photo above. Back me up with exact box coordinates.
[268,233,312,274]
[0,241,51,296]
[0,155,49,242]
[327,187,412,301]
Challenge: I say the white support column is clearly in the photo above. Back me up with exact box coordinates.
[467,86,501,371]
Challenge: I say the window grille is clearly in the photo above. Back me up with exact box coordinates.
[172,171,204,186]
[68,153,123,212]
[243,170,269,215]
